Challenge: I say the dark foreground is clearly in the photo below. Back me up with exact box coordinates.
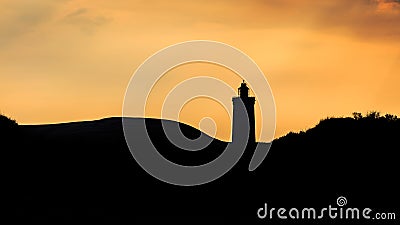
[1,116,400,224]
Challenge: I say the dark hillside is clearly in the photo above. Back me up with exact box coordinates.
[1,113,399,224]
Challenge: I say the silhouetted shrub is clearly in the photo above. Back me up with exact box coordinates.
[366,111,380,119]
[279,111,400,140]
[352,112,363,120]
[384,113,398,121]
[0,114,18,138]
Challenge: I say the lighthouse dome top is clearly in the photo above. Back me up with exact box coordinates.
[238,80,249,98]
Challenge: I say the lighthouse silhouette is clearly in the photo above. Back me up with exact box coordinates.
[232,80,256,144]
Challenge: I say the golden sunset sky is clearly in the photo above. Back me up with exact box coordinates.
[1,0,400,141]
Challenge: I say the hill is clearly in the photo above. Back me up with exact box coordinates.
[1,113,399,224]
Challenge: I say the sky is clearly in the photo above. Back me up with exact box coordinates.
[1,0,400,141]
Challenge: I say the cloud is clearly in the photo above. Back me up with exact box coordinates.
[62,7,110,34]
[250,0,400,40]
[169,0,399,41]
[3,0,397,44]
[0,1,110,46]
[65,7,88,18]
[0,1,62,46]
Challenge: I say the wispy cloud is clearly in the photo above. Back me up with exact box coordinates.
[0,0,63,46]
[62,7,110,34]
[234,0,400,40]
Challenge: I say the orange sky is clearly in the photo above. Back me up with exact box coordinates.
[1,0,400,141]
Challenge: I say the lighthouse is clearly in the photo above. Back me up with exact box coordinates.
[232,80,256,144]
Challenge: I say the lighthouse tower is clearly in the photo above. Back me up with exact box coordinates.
[232,80,256,144]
